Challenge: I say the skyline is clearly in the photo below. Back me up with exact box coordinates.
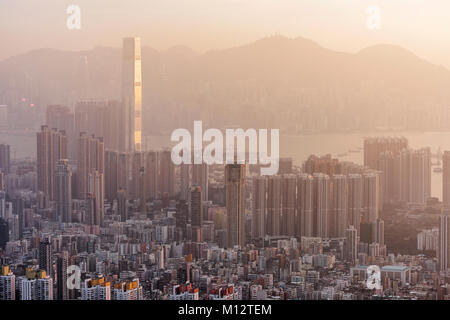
[3,1,450,304]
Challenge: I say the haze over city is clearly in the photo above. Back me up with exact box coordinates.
[2,0,450,304]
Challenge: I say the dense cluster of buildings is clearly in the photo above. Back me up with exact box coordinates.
[2,36,450,301]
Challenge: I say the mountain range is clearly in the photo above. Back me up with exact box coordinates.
[1,35,450,133]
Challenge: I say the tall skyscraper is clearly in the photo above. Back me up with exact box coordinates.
[362,173,380,224]
[332,174,348,238]
[190,186,203,242]
[0,218,8,250]
[297,174,314,237]
[37,126,68,201]
[122,37,143,153]
[267,175,282,236]
[377,151,401,203]
[374,218,385,246]
[347,174,363,234]
[77,133,104,199]
[252,176,266,239]
[399,148,431,205]
[46,105,76,160]
[225,164,246,248]
[313,173,330,238]
[0,144,10,174]
[55,159,72,223]
[439,212,450,271]
[344,226,358,265]
[39,241,52,277]
[56,251,69,300]
[281,174,297,236]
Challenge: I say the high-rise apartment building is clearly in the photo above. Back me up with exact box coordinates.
[377,151,401,203]
[399,148,431,205]
[267,175,282,236]
[252,176,266,239]
[332,174,348,238]
[56,251,69,300]
[0,144,10,174]
[19,269,53,300]
[46,105,76,160]
[313,173,330,238]
[39,240,52,276]
[37,126,68,201]
[81,276,111,300]
[77,133,104,199]
[281,174,297,236]
[113,279,143,300]
[55,159,72,223]
[190,186,203,242]
[0,218,8,250]
[362,173,380,224]
[225,164,246,248]
[344,226,358,265]
[297,174,314,237]
[0,265,15,300]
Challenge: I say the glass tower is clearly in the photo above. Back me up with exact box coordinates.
[122,37,142,153]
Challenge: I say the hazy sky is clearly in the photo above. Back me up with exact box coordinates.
[1,0,450,67]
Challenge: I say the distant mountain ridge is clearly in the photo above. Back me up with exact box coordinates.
[1,35,450,133]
